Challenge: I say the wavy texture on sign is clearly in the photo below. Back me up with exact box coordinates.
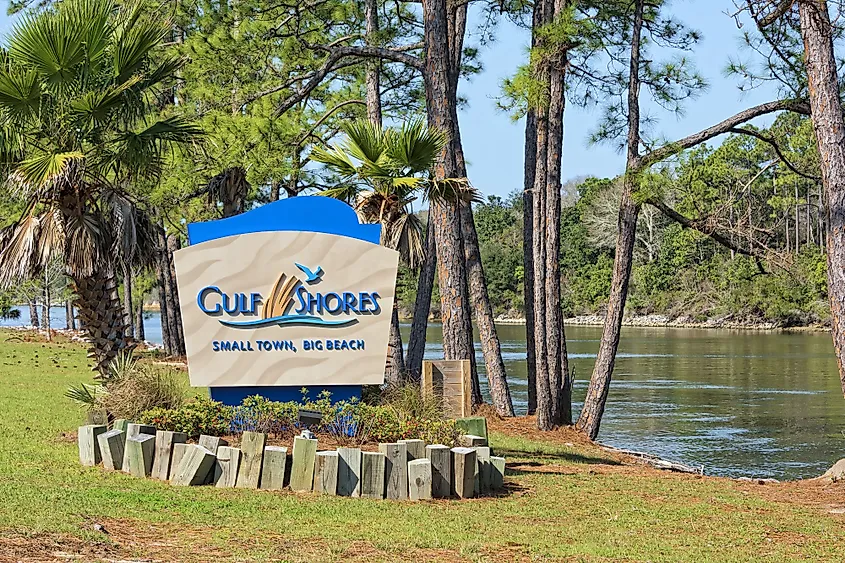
[172,230,399,388]
[220,315,358,329]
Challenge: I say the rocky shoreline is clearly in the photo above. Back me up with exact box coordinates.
[494,313,830,332]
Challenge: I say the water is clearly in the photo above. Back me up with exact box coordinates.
[5,307,844,479]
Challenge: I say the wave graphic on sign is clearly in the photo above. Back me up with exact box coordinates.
[219,315,358,329]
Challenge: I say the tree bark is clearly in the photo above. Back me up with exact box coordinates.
[422,0,476,388]
[799,0,845,397]
[157,227,179,356]
[523,110,538,415]
[166,234,186,356]
[29,299,38,328]
[545,12,570,424]
[576,0,644,440]
[155,260,173,355]
[406,216,436,380]
[65,300,75,330]
[135,294,146,342]
[365,0,382,125]
[42,270,51,341]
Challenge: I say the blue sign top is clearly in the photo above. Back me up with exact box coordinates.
[187,196,381,246]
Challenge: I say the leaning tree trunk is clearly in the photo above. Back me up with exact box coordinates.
[576,0,644,440]
[73,268,134,377]
[155,262,173,355]
[156,226,179,356]
[406,217,436,380]
[386,301,406,383]
[799,0,845,397]
[576,182,640,438]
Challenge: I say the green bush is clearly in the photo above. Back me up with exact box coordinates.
[98,364,188,420]
[140,397,232,438]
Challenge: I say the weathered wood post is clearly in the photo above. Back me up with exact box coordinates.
[171,445,216,486]
[451,447,477,499]
[408,458,433,500]
[126,433,156,478]
[151,431,188,480]
[491,456,506,491]
[459,434,487,447]
[213,446,242,488]
[112,419,130,433]
[337,447,362,497]
[379,443,408,500]
[313,451,339,495]
[361,451,386,499]
[475,446,492,495]
[97,429,125,471]
[171,443,190,477]
[398,439,426,461]
[78,425,107,466]
[426,444,451,498]
[260,446,288,490]
[199,435,228,484]
[290,436,318,492]
[235,431,266,489]
[121,424,156,472]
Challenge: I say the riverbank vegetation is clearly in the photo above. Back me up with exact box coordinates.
[1,0,845,440]
[3,331,845,562]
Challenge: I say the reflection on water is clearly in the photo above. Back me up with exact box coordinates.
[5,307,843,479]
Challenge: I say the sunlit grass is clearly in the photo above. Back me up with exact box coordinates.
[1,329,843,561]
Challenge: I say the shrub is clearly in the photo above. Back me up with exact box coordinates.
[99,365,188,420]
[230,395,298,436]
[140,397,232,438]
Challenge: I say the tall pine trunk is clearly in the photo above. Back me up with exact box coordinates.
[135,295,146,342]
[422,0,476,388]
[406,217,436,380]
[29,299,38,328]
[65,300,75,330]
[799,0,845,397]
[167,235,186,356]
[523,110,538,414]
[576,0,644,440]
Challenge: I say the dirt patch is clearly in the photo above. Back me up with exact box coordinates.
[0,519,477,562]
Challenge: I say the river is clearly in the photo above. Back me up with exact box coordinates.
[4,306,844,479]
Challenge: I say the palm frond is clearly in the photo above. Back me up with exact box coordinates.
[311,145,359,177]
[0,211,42,287]
[112,1,171,83]
[10,7,86,90]
[388,211,425,268]
[63,210,106,277]
[17,150,84,190]
[340,119,387,165]
[426,177,481,204]
[320,183,363,204]
[65,382,103,407]
[0,66,40,120]
[386,119,448,173]
[70,75,141,129]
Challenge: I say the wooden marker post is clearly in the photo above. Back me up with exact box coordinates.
[337,447,362,497]
[290,437,318,492]
[235,431,266,489]
[408,458,433,500]
[451,447,477,499]
[260,446,288,490]
[214,446,241,488]
[379,443,408,500]
[78,425,106,466]
[151,431,188,480]
[98,429,125,471]
[313,451,339,495]
[426,444,451,498]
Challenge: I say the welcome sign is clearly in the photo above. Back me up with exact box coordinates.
[173,197,400,404]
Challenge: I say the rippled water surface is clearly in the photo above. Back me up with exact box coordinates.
[6,308,844,478]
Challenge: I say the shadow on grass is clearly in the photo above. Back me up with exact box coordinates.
[494,447,622,467]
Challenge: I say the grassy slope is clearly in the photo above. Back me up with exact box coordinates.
[1,330,843,562]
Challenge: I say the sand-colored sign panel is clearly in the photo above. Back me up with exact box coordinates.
[173,230,399,388]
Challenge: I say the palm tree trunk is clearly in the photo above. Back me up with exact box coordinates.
[73,268,134,377]
[406,217,436,380]
[799,0,845,397]
[42,270,51,341]
[122,262,135,340]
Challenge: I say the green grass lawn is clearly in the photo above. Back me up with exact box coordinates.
[1,330,844,562]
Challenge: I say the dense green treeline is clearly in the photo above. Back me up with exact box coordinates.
[395,113,829,327]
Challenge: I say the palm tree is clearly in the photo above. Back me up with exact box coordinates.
[312,118,462,383]
[0,0,200,376]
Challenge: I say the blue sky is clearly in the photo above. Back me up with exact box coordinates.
[0,0,782,199]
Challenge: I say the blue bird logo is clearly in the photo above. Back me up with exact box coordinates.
[295,263,324,283]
